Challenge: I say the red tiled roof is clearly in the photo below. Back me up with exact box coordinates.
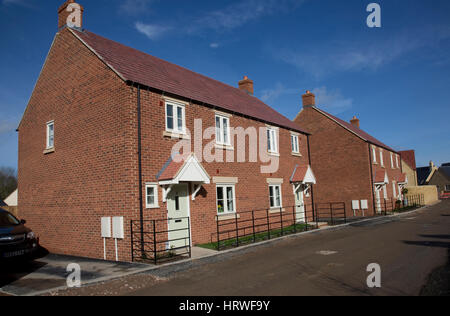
[314,108,396,152]
[399,150,416,171]
[373,170,387,184]
[291,165,310,183]
[398,173,408,183]
[158,153,190,181]
[71,29,307,134]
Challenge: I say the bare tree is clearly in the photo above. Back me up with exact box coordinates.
[0,167,17,200]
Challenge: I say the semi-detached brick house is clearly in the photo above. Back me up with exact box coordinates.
[293,91,408,217]
[18,1,317,262]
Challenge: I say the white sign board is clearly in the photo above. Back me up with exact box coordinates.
[112,217,124,239]
[352,200,360,210]
[101,217,111,238]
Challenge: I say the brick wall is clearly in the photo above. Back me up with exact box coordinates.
[294,107,404,217]
[18,28,312,262]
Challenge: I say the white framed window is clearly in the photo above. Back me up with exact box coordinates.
[445,185,450,192]
[216,184,236,214]
[291,134,300,154]
[215,114,231,145]
[372,146,377,163]
[165,101,186,134]
[383,184,388,199]
[379,149,384,167]
[267,128,278,154]
[390,153,394,169]
[269,184,282,208]
[46,121,54,149]
[145,184,159,208]
[396,155,400,169]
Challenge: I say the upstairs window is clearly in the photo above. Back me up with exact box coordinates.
[390,153,394,169]
[372,146,377,163]
[46,121,54,149]
[291,134,300,154]
[396,155,400,169]
[379,149,384,167]
[267,128,278,154]
[215,115,230,145]
[165,101,185,134]
[269,184,282,208]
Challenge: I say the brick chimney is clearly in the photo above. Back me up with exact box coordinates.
[238,76,254,95]
[350,116,360,128]
[302,91,315,108]
[58,0,84,30]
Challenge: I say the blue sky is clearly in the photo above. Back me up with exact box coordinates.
[0,0,449,170]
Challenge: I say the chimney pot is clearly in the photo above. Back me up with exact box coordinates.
[58,0,84,30]
[238,76,254,95]
[302,90,315,108]
[350,116,360,128]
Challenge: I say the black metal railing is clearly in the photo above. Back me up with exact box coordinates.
[212,204,317,251]
[375,194,425,215]
[315,202,347,226]
[131,217,191,264]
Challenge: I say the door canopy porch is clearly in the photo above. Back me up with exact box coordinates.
[157,153,210,201]
[290,165,316,185]
[373,170,389,190]
[397,173,408,185]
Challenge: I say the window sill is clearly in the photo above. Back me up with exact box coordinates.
[43,148,55,155]
[215,144,234,151]
[146,205,160,209]
[268,152,280,157]
[163,131,190,140]
[291,152,302,157]
[269,208,286,214]
[216,213,240,221]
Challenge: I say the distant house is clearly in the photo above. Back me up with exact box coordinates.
[417,161,438,186]
[427,163,450,194]
[4,189,18,207]
[399,150,418,187]
[293,91,407,216]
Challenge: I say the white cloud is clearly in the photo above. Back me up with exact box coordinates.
[279,25,450,78]
[135,22,170,40]
[189,0,305,33]
[312,87,353,115]
[260,83,297,103]
[209,43,220,49]
[120,0,153,15]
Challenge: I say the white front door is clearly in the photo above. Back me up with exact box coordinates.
[294,186,305,223]
[375,187,381,213]
[167,184,190,250]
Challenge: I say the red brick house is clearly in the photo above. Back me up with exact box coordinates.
[293,91,407,217]
[18,1,316,262]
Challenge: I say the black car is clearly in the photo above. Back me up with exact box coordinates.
[0,208,38,261]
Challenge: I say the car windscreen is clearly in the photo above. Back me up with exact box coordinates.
[0,212,20,227]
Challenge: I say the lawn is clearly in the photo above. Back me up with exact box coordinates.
[198,223,314,251]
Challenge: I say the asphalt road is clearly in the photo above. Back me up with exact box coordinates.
[126,201,450,296]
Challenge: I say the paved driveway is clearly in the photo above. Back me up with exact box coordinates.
[0,254,150,296]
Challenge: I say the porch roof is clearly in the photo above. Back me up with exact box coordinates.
[373,170,389,185]
[157,153,211,185]
[290,165,316,184]
[398,173,408,184]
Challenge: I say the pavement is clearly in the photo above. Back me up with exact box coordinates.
[1,201,449,296]
[0,254,151,296]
